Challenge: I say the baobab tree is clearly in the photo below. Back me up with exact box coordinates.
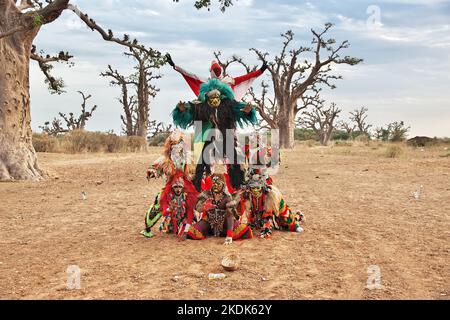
[0,0,228,181]
[228,24,362,148]
[298,102,342,146]
[101,48,163,139]
[101,65,137,136]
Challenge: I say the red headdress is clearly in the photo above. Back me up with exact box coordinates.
[210,60,223,78]
[159,170,198,225]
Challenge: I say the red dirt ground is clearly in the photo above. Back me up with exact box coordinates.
[1,144,449,299]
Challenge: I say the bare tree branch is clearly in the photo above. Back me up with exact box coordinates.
[350,106,372,135]
[67,4,157,57]
[213,51,257,75]
[30,45,73,94]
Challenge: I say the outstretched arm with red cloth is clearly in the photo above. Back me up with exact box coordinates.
[231,62,268,101]
[166,53,205,97]
[232,64,267,86]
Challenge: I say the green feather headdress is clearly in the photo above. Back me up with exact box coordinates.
[198,78,235,102]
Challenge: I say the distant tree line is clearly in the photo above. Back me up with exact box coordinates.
[293,106,411,145]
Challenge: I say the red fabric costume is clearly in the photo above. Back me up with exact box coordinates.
[173,60,264,101]
[159,170,198,236]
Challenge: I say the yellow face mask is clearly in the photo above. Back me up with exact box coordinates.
[208,96,221,108]
[251,186,263,198]
[206,90,221,108]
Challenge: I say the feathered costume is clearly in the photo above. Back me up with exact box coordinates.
[172,78,258,191]
[146,129,190,180]
[158,170,199,238]
[238,174,304,238]
[141,131,195,238]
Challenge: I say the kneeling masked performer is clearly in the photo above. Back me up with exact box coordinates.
[186,173,253,244]
[238,173,305,238]
[158,171,199,241]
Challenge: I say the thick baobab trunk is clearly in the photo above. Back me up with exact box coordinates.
[278,103,296,149]
[0,25,42,180]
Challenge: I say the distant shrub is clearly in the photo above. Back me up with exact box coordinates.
[333,140,353,147]
[354,134,370,144]
[384,144,404,158]
[305,139,320,147]
[332,130,351,141]
[294,128,318,141]
[127,136,148,152]
[32,133,59,152]
[63,130,101,153]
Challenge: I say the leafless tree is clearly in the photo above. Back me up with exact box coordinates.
[0,0,231,181]
[101,66,137,136]
[40,91,97,135]
[101,48,163,138]
[148,120,173,139]
[39,118,67,136]
[225,24,362,149]
[298,102,342,146]
[214,50,256,75]
[124,48,163,138]
[339,120,356,137]
[350,106,371,136]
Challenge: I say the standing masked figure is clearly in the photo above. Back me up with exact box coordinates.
[187,173,253,244]
[166,54,267,101]
[172,78,258,191]
[238,173,305,238]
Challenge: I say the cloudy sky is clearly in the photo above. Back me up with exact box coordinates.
[30,0,450,137]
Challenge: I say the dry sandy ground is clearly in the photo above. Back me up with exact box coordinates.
[0,144,449,300]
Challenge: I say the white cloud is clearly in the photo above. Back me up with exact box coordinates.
[335,13,450,48]
[64,15,84,30]
[138,9,160,16]
[378,0,450,5]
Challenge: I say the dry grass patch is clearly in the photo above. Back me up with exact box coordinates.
[384,144,405,158]
[33,131,148,154]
